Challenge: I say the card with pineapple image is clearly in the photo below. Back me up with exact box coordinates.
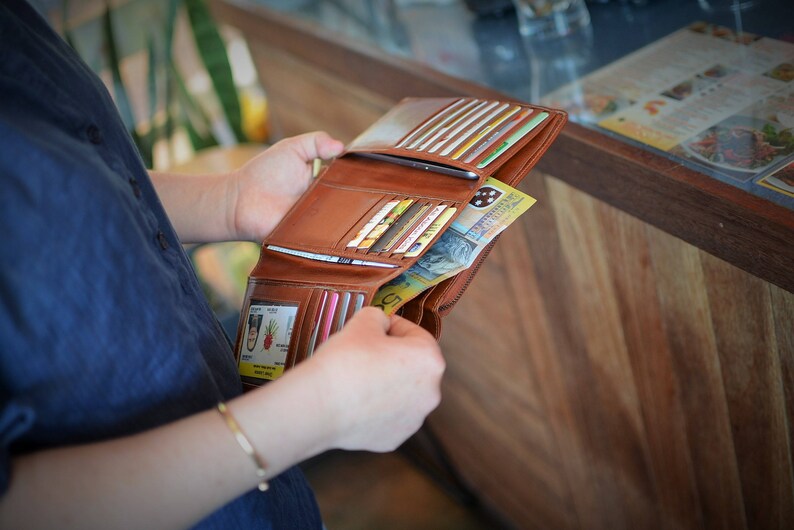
[238,300,298,381]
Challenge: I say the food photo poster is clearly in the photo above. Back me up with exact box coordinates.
[542,22,794,206]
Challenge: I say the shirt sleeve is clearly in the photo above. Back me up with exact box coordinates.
[0,399,36,495]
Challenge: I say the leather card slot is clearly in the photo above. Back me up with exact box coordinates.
[377,105,557,177]
[254,246,407,290]
[392,201,459,259]
[365,200,435,256]
[348,97,462,151]
[339,194,405,251]
[235,280,316,386]
[302,288,370,361]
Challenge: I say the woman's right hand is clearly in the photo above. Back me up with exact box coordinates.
[299,307,446,452]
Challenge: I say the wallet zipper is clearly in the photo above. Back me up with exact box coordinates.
[438,238,498,313]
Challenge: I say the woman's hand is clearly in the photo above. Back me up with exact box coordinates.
[229,132,344,241]
[151,131,343,244]
[298,308,446,453]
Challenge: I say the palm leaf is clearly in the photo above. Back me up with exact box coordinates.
[61,0,78,50]
[172,63,218,150]
[137,33,159,166]
[101,2,148,165]
[183,0,244,143]
[164,0,183,151]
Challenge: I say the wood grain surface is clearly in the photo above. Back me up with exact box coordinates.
[432,174,794,529]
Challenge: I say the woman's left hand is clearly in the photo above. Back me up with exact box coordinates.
[230,131,344,242]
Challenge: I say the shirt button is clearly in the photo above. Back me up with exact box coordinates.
[87,124,102,144]
[129,177,142,198]
[157,230,169,250]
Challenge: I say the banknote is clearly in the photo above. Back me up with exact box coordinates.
[450,178,537,250]
[371,230,474,314]
[372,177,536,314]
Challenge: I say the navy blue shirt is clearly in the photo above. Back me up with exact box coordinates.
[0,2,321,527]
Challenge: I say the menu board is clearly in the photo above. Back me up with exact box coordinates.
[542,22,794,204]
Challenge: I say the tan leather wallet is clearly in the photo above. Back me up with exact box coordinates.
[233,96,567,388]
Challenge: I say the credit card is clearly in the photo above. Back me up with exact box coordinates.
[306,290,328,358]
[394,204,447,254]
[407,99,480,150]
[358,199,414,249]
[463,108,532,164]
[428,101,500,154]
[353,293,365,313]
[369,202,429,253]
[416,100,487,151]
[396,98,465,148]
[404,207,457,257]
[440,103,509,157]
[452,105,521,160]
[347,200,399,248]
[319,291,339,344]
[477,112,549,168]
[335,292,351,332]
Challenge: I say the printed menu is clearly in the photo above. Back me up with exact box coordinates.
[542,22,794,205]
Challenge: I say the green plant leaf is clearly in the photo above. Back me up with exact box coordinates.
[173,63,218,150]
[151,0,179,163]
[137,33,159,167]
[101,1,149,166]
[183,0,244,143]
[61,0,78,50]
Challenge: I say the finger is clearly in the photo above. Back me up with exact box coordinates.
[386,314,436,341]
[343,306,391,336]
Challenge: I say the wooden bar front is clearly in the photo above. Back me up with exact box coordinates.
[213,2,794,528]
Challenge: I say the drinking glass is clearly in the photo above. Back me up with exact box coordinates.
[511,0,591,40]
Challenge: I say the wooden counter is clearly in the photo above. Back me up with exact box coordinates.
[212,2,794,528]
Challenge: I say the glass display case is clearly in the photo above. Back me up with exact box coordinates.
[247,0,794,207]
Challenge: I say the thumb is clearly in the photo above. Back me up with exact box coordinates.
[285,131,344,162]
